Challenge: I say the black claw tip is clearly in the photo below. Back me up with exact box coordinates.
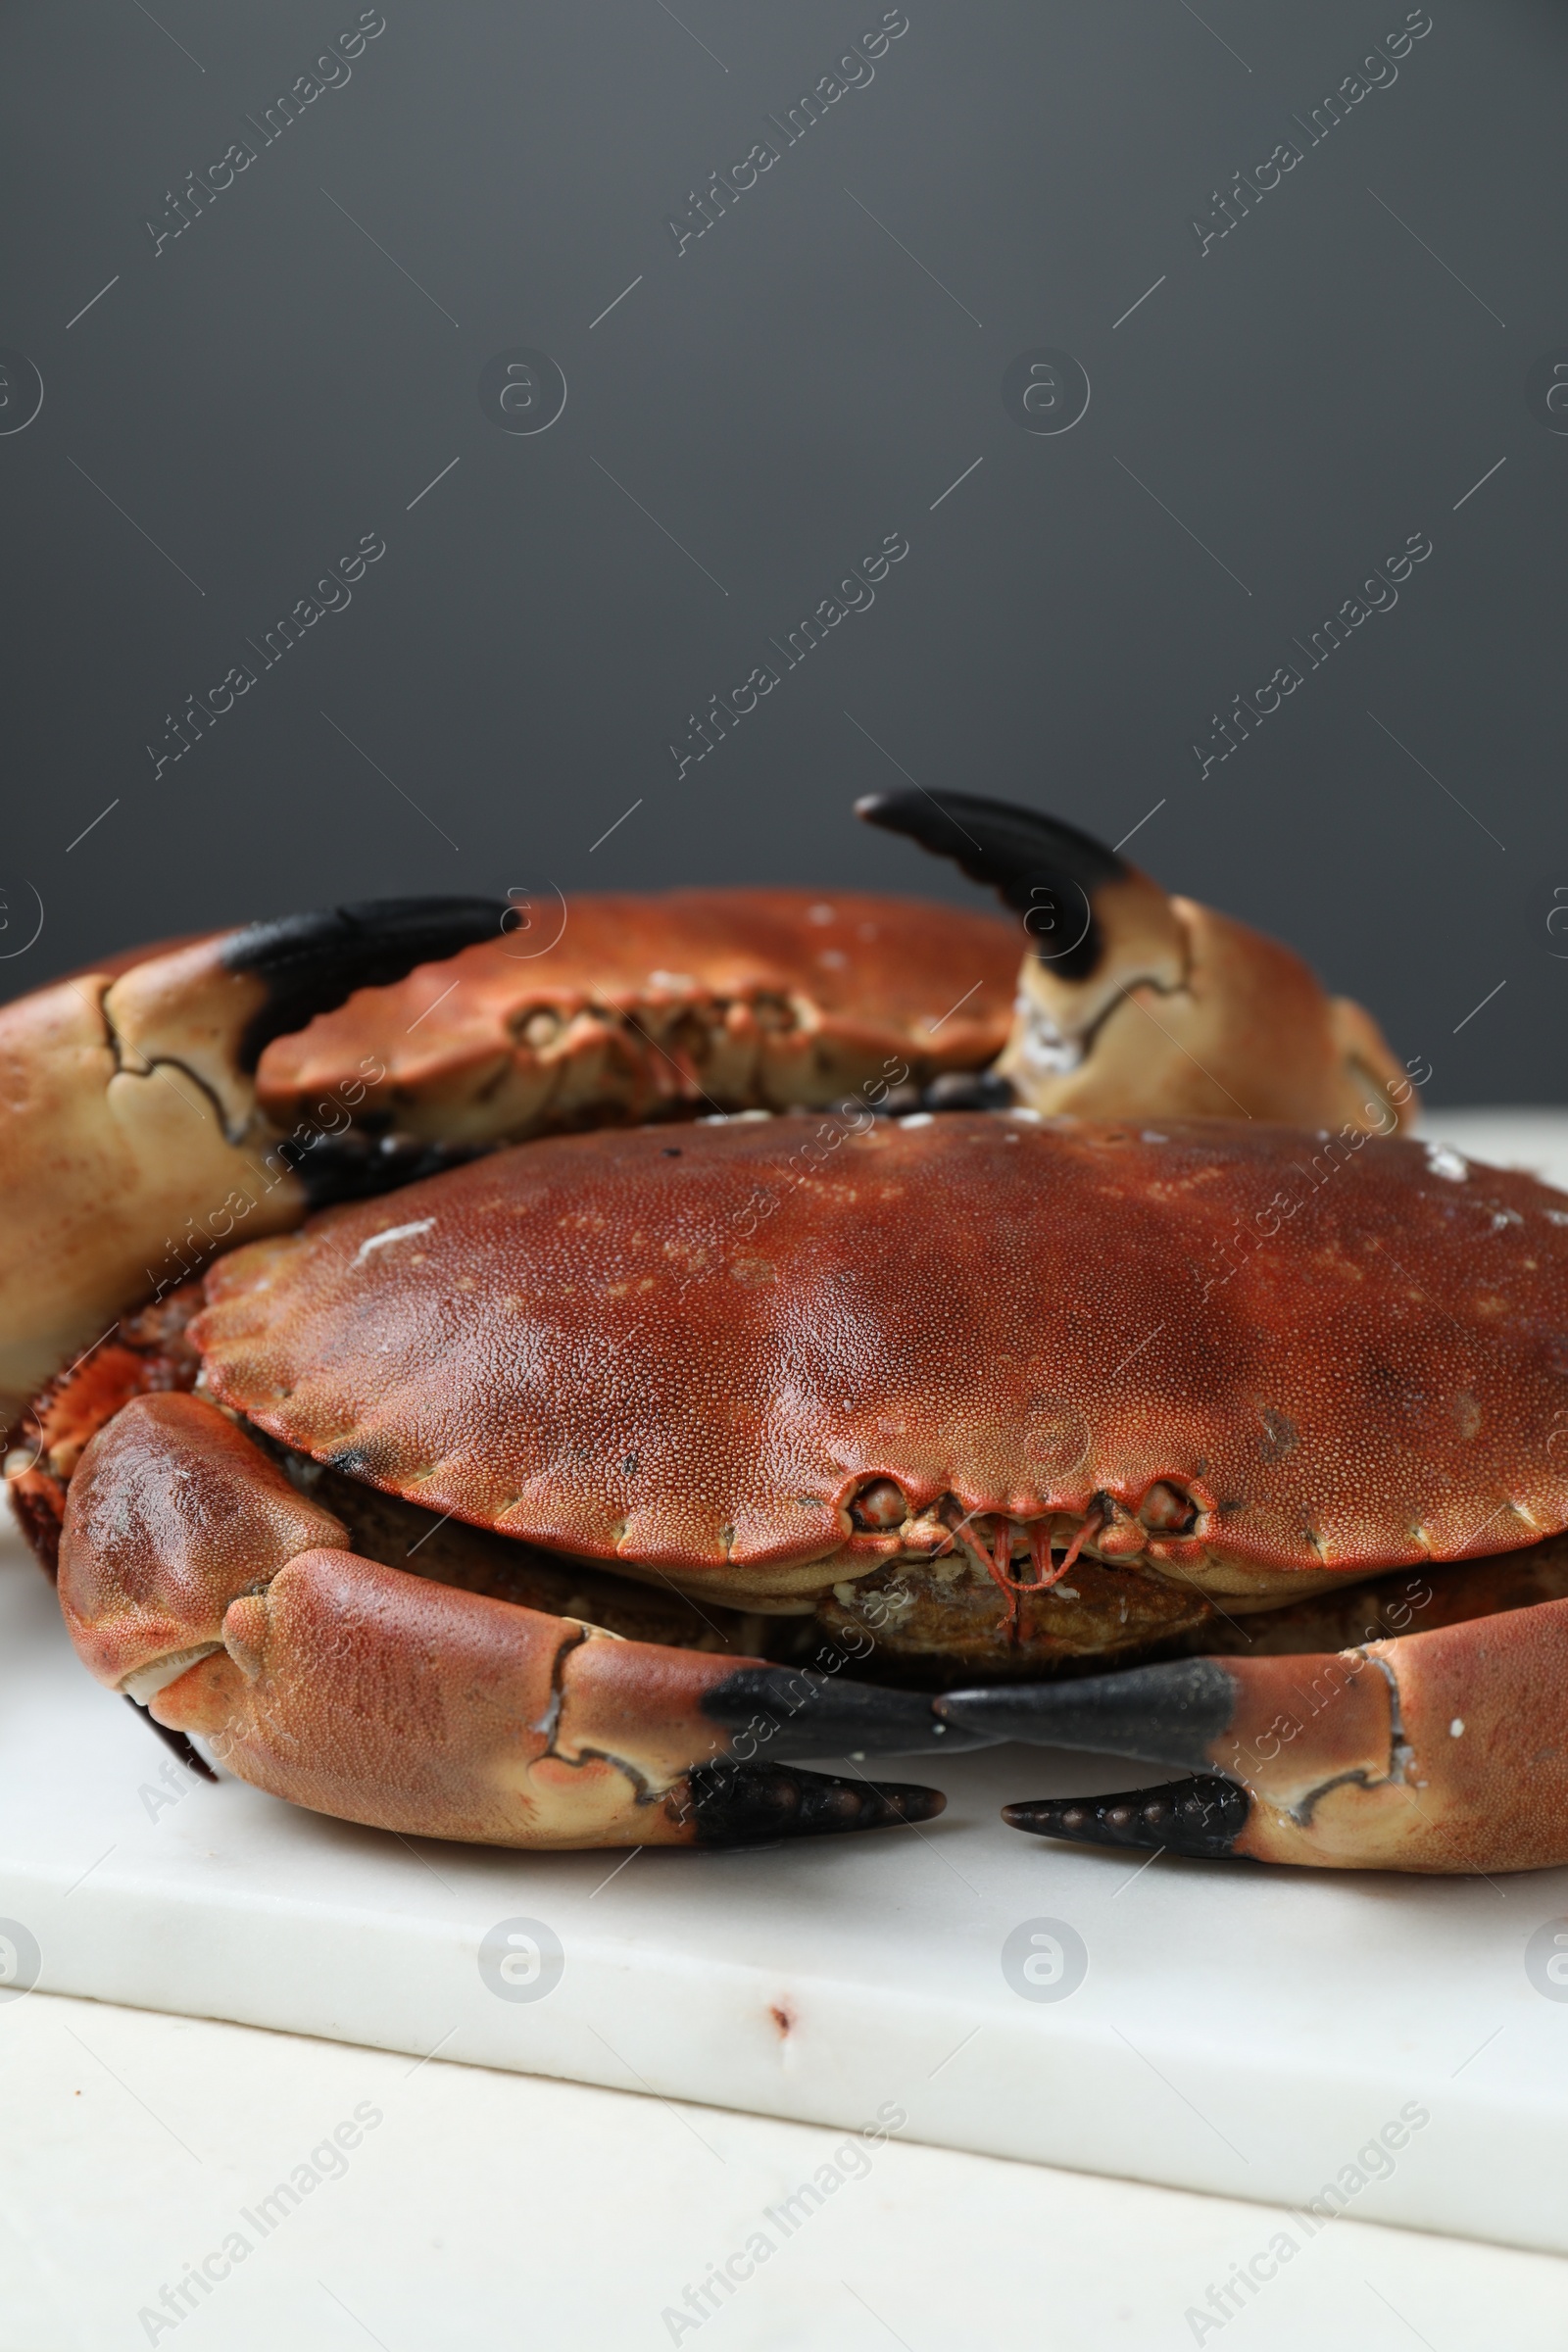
[701,1666,1001,1758]
[936,1659,1238,1771]
[223,898,506,1070]
[124,1694,219,1783]
[1004,1774,1250,1860]
[685,1759,945,1846]
[855,789,1126,980]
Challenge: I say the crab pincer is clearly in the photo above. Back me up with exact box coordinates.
[945,1606,1568,1874]
[0,897,505,1423]
[858,788,1409,1134]
[58,1395,944,1850]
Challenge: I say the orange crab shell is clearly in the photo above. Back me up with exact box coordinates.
[253,890,1020,1141]
[189,1115,1568,1595]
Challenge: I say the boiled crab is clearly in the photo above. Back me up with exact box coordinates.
[15,791,1541,1876]
[18,1108,1568,1875]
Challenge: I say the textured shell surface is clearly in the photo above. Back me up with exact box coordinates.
[191,1116,1568,1580]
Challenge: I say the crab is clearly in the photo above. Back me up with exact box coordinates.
[17,1108,1568,1873]
[0,790,1406,1430]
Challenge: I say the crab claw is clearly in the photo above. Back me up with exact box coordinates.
[0,898,502,1424]
[58,1394,944,1850]
[941,1609,1568,1872]
[856,788,1409,1133]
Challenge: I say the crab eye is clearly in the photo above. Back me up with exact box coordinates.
[850,1478,907,1531]
[1140,1480,1199,1536]
[516,1007,564,1050]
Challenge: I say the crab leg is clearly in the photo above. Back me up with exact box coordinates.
[857,788,1408,1131]
[0,898,502,1423]
[939,1608,1568,1871]
[58,1395,943,1850]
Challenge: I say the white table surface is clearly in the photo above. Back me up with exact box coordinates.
[5,1991,1568,2352]
[7,1107,1568,2350]
[9,1984,1568,2352]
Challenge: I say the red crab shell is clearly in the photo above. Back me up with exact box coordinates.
[189,1115,1568,1598]
[253,890,1018,1138]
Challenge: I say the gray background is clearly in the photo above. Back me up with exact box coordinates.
[2,0,1563,1103]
